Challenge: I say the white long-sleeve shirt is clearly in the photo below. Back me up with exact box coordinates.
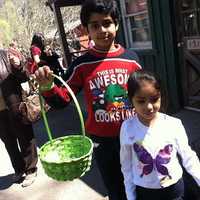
[120,113,200,200]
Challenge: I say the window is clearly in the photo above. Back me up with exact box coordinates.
[120,0,152,49]
[181,0,200,36]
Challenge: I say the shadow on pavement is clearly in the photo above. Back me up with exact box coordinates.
[0,174,13,190]
[174,110,200,199]
[33,105,82,147]
[80,158,107,197]
[33,102,107,197]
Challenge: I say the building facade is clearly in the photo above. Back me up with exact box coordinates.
[49,0,200,113]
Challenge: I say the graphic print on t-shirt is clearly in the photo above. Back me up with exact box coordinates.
[89,67,135,123]
[133,142,173,178]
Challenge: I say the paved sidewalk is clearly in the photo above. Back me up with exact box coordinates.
[0,103,107,200]
[0,105,200,199]
[174,109,200,199]
[0,144,105,200]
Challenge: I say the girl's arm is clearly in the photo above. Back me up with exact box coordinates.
[31,46,41,64]
[33,54,40,64]
[31,46,47,67]
[120,122,136,200]
[176,120,200,186]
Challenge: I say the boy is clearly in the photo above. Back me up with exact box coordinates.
[34,0,141,199]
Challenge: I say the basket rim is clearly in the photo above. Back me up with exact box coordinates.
[39,135,93,164]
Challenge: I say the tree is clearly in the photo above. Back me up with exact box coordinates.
[0,18,11,46]
[0,0,81,57]
[0,0,54,50]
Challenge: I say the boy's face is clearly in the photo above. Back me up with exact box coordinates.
[87,13,118,51]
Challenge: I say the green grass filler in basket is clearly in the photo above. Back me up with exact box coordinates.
[38,74,93,181]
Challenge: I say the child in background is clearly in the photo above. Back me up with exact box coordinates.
[30,33,46,66]
[34,0,141,199]
[30,33,64,84]
[120,70,200,200]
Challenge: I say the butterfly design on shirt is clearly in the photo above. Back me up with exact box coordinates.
[133,143,173,178]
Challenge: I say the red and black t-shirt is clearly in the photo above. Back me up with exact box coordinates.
[43,44,141,137]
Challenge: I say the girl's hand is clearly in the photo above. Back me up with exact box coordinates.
[33,66,54,91]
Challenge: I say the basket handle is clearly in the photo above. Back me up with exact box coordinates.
[39,74,86,142]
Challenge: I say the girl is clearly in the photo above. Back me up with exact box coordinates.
[120,70,200,200]
[30,33,64,85]
[29,32,46,73]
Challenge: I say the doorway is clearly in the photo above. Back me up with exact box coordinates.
[175,0,200,110]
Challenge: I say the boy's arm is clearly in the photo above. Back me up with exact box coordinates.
[42,85,71,109]
[40,62,83,109]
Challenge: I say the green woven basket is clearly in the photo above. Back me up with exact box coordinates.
[38,74,93,181]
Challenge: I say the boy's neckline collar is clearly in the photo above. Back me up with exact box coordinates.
[89,44,124,57]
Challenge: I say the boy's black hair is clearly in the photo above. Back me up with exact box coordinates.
[127,70,168,112]
[80,0,120,27]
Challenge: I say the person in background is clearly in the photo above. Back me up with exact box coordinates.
[29,33,65,84]
[8,39,24,64]
[120,70,200,200]
[0,48,38,187]
[43,43,66,85]
[126,0,149,42]
[29,32,47,73]
[34,0,141,199]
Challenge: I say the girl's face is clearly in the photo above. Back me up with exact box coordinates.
[87,13,118,51]
[131,80,161,126]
